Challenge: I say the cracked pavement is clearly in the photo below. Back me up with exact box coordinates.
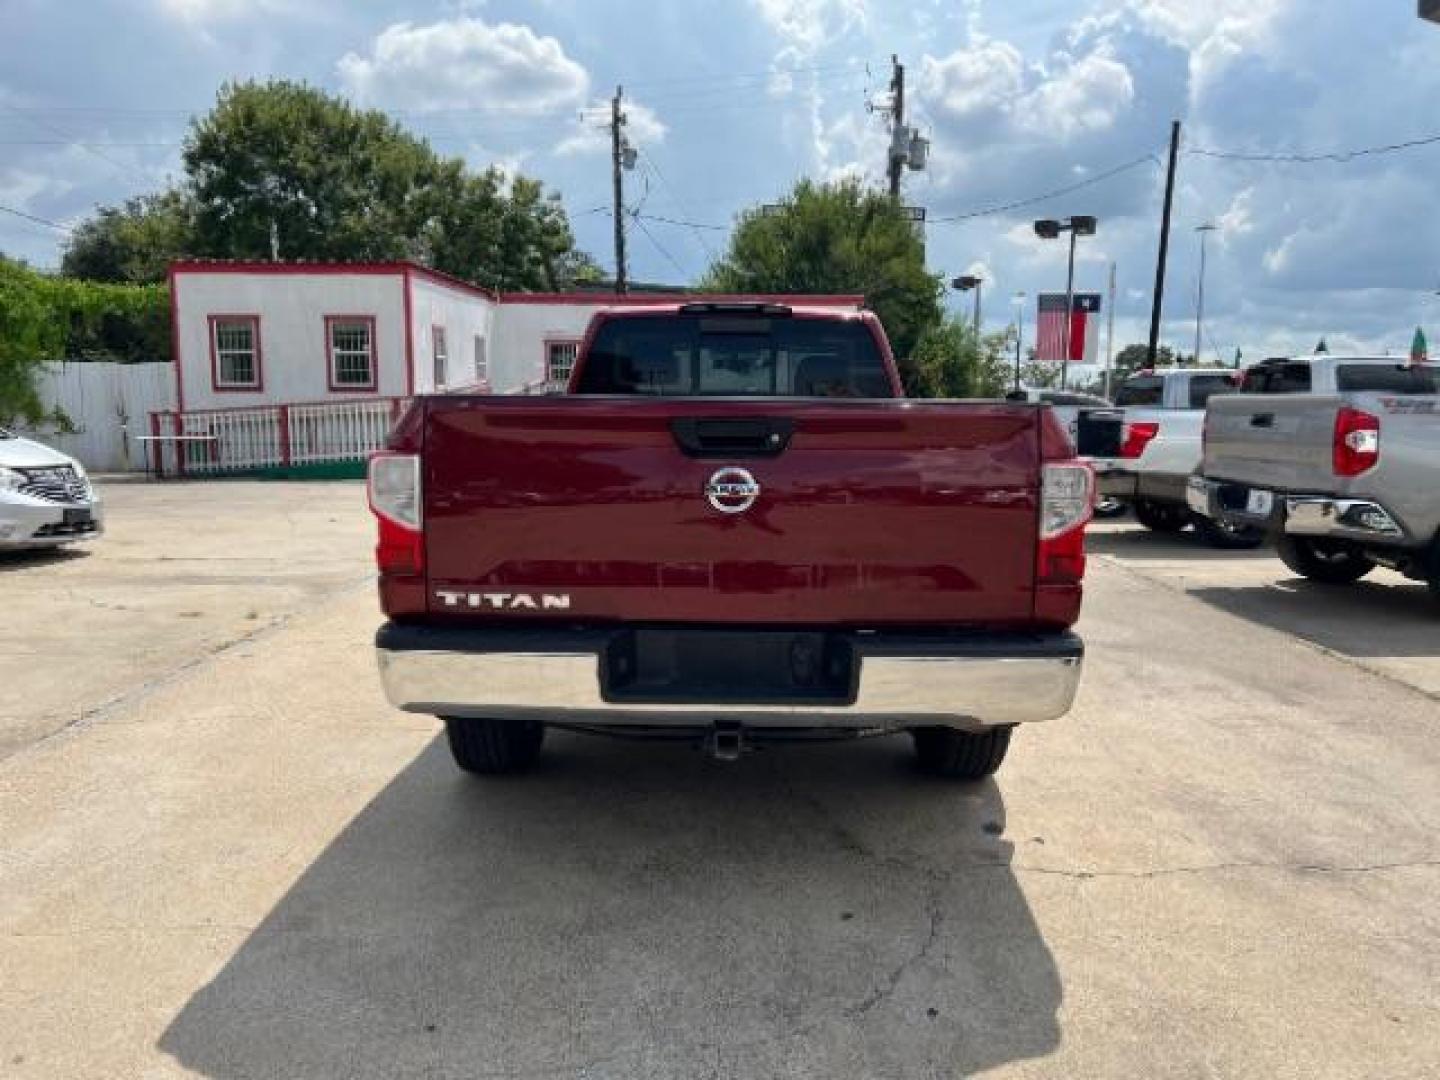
[1,485,1438,1078]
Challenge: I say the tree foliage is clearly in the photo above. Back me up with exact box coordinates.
[60,80,597,293]
[701,178,942,376]
[910,315,1014,398]
[61,189,194,284]
[0,258,167,425]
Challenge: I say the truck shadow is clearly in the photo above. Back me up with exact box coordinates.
[1086,524,1273,562]
[158,735,1061,1079]
[1189,576,1440,659]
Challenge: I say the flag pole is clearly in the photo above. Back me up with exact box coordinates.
[1104,261,1116,399]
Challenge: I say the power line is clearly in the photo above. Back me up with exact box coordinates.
[2,104,154,186]
[636,151,717,262]
[634,212,729,231]
[930,155,1160,224]
[633,214,691,283]
[0,203,72,233]
[1186,130,1440,164]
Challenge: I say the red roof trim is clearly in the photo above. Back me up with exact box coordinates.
[169,260,500,301]
[493,292,866,306]
[167,263,862,308]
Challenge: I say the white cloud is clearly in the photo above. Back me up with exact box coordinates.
[554,99,665,157]
[921,39,1024,121]
[1118,0,1291,92]
[337,17,589,114]
[155,0,297,23]
[921,38,1133,142]
[1014,47,1134,140]
[751,0,867,55]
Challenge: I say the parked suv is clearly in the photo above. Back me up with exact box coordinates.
[0,428,103,550]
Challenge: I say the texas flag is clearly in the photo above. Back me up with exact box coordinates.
[1036,293,1102,364]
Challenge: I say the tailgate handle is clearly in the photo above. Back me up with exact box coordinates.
[1249,413,1275,428]
[670,417,795,458]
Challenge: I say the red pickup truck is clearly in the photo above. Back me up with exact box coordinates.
[370,301,1092,780]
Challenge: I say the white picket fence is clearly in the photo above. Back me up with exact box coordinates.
[148,398,407,477]
[16,361,174,472]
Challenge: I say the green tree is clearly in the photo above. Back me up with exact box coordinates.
[701,178,942,379]
[911,315,1013,398]
[184,80,441,262]
[60,189,195,284]
[1,258,167,425]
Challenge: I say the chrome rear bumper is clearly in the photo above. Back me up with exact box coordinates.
[1188,478,1405,541]
[375,624,1084,732]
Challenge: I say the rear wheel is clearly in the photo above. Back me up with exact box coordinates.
[442,716,545,774]
[1276,536,1375,584]
[1133,499,1189,533]
[1192,514,1265,550]
[912,726,1013,780]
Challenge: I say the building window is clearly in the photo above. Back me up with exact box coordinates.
[546,340,579,390]
[474,334,488,388]
[210,315,262,390]
[432,326,449,389]
[325,316,377,391]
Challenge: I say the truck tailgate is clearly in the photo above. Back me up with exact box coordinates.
[422,397,1042,626]
[1204,394,1343,491]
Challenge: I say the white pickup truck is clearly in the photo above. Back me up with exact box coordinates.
[1088,367,1259,548]
[1190,355,1440,592]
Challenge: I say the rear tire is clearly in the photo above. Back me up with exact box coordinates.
[912,726,1013,780]
[442,716,545,774]
[1192,514,1265,550]
[1133,499,1189,533]
[1276,535,1375,584]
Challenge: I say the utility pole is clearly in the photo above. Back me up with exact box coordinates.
[887,55,905,198]
[610,86,628,295]
[1147,120,1181,367]
[1104,261,1117,399]
[1061,229,1078,392]
[1194,223,1217,366]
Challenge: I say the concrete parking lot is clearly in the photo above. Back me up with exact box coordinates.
[2,483,1437,1078]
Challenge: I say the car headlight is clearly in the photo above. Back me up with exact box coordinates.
[0,466,23,493]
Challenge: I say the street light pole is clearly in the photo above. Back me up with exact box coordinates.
[1194,223,1217,366]
[1012,292,1026,392]
[1034,215,1098,392]
[951,274,984,334]
[1062,229,1078,391]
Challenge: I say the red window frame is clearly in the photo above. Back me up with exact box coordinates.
[208,314,263,392]
[324,314,379,392]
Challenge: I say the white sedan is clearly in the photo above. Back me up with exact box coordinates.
[0,427,104,549]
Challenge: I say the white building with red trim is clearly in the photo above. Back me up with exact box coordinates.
[160,260,863,476]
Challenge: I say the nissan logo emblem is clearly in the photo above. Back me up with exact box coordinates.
[705,467,760,514]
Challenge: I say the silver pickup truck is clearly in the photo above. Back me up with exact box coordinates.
[1189,355,1439,591]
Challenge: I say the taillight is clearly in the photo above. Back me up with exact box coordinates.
[1038,462,1094,585]
[1333,408,1379,477]
[1120,421,1159,459]
[368,452,423,574]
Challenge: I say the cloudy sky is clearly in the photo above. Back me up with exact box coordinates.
[4,0,1440,363]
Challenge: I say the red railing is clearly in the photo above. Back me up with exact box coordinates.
[147,397,408,477]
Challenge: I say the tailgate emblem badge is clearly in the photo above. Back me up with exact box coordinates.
[705,467,760,514]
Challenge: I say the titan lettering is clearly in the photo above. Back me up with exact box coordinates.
[435,591,571,611]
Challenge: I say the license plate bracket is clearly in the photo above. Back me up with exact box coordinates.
[62,508,92,525]
[1245,488,1274,516]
